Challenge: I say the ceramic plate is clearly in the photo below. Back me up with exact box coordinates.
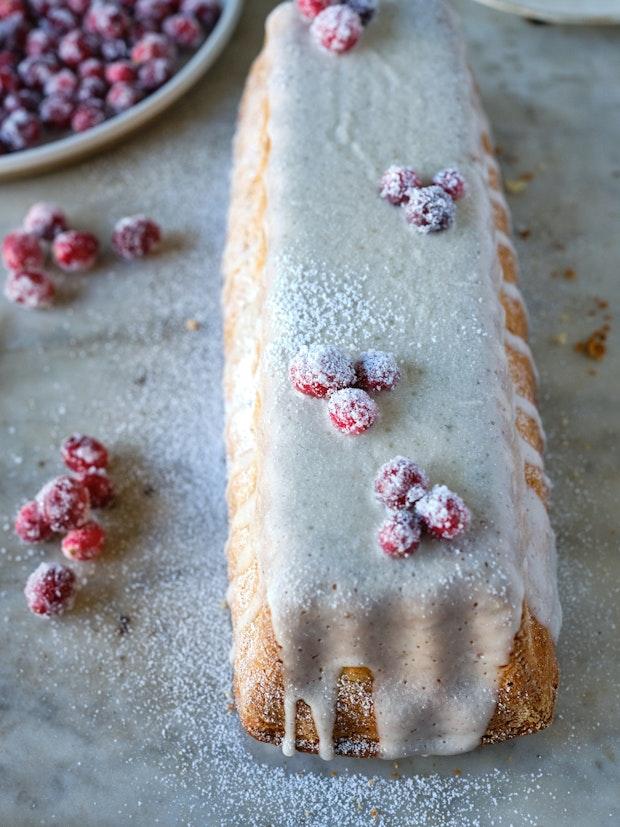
[470,0,620,24]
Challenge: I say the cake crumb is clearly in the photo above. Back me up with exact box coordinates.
[185,319,201,332]
[575,324,610,361]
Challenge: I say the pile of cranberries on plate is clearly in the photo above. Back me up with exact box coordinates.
[0,0,223,154]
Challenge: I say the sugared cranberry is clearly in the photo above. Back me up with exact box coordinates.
[70,100,105,132]
[61,520,105,561]
[106,80,143,112]
[23,202,68,240]
[310,5,363,54]
[37,474,91,532]
[4,269,55,308]
[405,185,456,233]
[0,63,19,93]
[24,562,76,616]
[327,387,378,435]
[25,28,56,57]
[415,485,470,540]
[374,456,429,510]
[0,108,41,149]
[76,468,114,508]
[137,57,172,90]
[378,511,421,558]
[111,214,161,259]
[76,76,107,101]
[58,29,94,66]
[131,32,175,62]
[84,2,129,39]
[44,68,78,97]
[44,7,77,35]
[61,433,109,472]
[136,0,176,23]
[0,10,26,51]
[99,37,127,61]
[78,57,105,79]
[355,350,400,392]
[15,500,52,542]
[345,0,376,25]
[163,13,203,49]
[17,55,57,89]
[180,0,221,31]
[289,344,355,398]
[296,0,335,21]
[432,168,466,201]
[67,0,90,13]
[104,59,135,84]
[39,94,75,128]
[0,0,24,19]
[2,230,44,271]
[4,89,40,112]
[52,229,99,272]
[379,165,422,206]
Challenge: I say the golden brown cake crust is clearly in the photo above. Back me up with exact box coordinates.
[222,53,558,758]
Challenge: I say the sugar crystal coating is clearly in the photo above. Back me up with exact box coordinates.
[111,214,161,259]
[374,456,429,510]
[52,229,99,271]
[379,165,422,206]
[310,5,363,54]
[405,185,456,233]
[289,344,355,398]
[355,349,400,392]
[62,520,106,561]
[37,474,91,532]
[378,510,422,558]
[4,269,55,308]
[15,500,52,543]
[61,433,109,473]
[2,229,44,271]
[24,562,76,616]
[327,387,379,435]
[415,484,470,540]
[433,167,466,201]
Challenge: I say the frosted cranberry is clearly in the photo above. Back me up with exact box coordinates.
[180,0,220,31]
[2,230,45,271]
[44,68,78,97]
[405,185,456,233]
[78,57,105,79]
[52,229,99,271]
[77,76,107,101]
[62,520,105,561]
[104,60,135,84]
[0,64,19,94]
[0,0,24,19]
[378,511,421,559]
[355,350,400,392]
[327,387,378,435]
[61,433,109,472]
[106,80,142,112]
[0,10,26,50]
[111,214,161,259]
[84,2,128,38]
[135,0,176,23]
[25,27,57,57]
[18,55,58,89]
[137,57,172,91]
[58,30,94,66]
[76,468,114,508]
[44,7,77,35]
[433,168,466,201]
[71,100,105,131]
[40,94,75,127]
[4,269,55,308]
[289,344,355,398]
[310,5,363,54]
[374,456,429,510]
[67,0,89,13]
[38,475,90,532]
[100,37,128,61]
[379,165,422,206]
[296,0,334,21]
[4,89,41,112]
[24,562,76,616]
[131,32,175,62]
[15,500,53,542]
[0,48,15,66]
[415,485,470,540]
[345,0,376,25]
[23,202,68,240]
[163,13,203,49]
[28,0,51,13]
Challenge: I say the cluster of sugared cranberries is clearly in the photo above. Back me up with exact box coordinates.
[0,0,222,154]
[296,0,377,55]
[17,433,115,616]
[288,344,399,435]
[374,456,470,558]
[379,164,466,234]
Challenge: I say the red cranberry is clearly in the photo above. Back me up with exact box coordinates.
[17,55,57,89]
[78,57,105,79]
[327,387,378,435]
[106,80,143,112]
[0,0,24,19]
[61,433,109,472]
[180,0,220,31]
[289,345,355,398]
[405,185,456,233]
[70,100,105,132]
[37,475,91,532]
[162,13,203,49]
[84,2,129,39]
[44,68,78,97]
[39,94,75,127]
[432,168,466,201]
[355,350,400,392]
[58,30,94,67]
[374,456,429,510]
[4,89,41,112]
[0,50,15,67]
[296,0,335,21]
[378,511,421,559]
[99,37,128,61]
[15,500,53,542]
[67,0,89,13]
[76,468,114,508]
[310,5,363,54]
[415,485,470,540]
[2,230,44,271]
[130,32,175,63]
[24,562,77,616]
[345,0,376,25]
[77,76,107,101]
[62,520,105,561]
[135,0,176,23]
[44,7,77,35]
[52,229,99,271]
[111,214,161,259]
[104,60,135,84]
[1,108,41,149]
[23,201,68,240]
[4,269,55,308]
[379,165,422,206]
[25,28,57,57]
[137,57,172,91]
[0,64,19,94]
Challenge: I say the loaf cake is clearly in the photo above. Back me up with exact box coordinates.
[222,0,561,759]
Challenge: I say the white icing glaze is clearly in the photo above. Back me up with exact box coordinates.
[251,0,560,758]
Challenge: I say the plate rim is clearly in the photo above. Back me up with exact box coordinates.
[470,0,620,24]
